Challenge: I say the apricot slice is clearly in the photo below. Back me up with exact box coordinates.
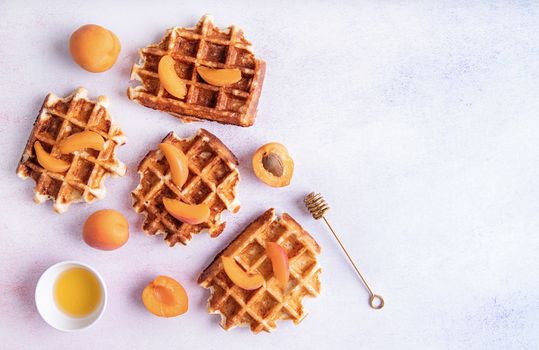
[162,198,210,225]
[221,256,265,290]
[197,66,242,87]
[58,130,105,154]
[266,242,289,288]
[142,276,188,318]
[252,143,294,187]
[83,209,129,250]
[69,24,121,73]
[158,55,187,99]
[34,141,70,173]
[159,143,189,188]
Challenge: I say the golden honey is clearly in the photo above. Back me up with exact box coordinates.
[54,267,102,317]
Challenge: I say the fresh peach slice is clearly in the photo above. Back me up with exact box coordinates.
[197,66,242,86]
[34,141,70,173]
[221,256,265,290]
[142,276,188,317]
[162,198,210,225]
[58,130,105,154]
[158,55,187,99]
[266,242,290,288]
[159,143,189,188]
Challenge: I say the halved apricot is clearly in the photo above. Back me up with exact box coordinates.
[142,276,188,318]
[197,66,242,86]
[58,130,105,154]
[34,141,70,173]
[69,24,121,73]
[252,143,294,187]
[158,55,187,99]
[159,143,189,188]
[266,242,289,288]
[162,198,210,225]
[222,256,265,290]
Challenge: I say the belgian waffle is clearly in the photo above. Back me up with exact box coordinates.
[16,87,126,213]
[127,15,266,127]
[198,209,322,333]
[132,129,240,246]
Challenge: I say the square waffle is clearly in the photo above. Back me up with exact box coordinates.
[132,129,240,246]
[127,15,266,127]
[198,209,322,333]
[16,87,126,213]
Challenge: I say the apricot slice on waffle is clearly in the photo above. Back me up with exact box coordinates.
[158,55,187,99]
[266,242,289,289]
[159,143,188,188]
[162,198,210,225]
[221,256,265,290]
[58,130,105,154]
[34,141,70,173]
[197,66,242,86]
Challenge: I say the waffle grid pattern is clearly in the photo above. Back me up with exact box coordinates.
[128,15,265,126]
[132,129,240,246]
[16,87,126,213]
[198,209,321,333]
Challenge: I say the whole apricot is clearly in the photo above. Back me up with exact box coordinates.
[69,24,121,72]
[83,209,129,250]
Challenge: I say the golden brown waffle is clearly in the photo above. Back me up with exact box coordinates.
[16,88,126,213]
[127,15,266,127]
[132,129,240,246]
[198,209,322,333]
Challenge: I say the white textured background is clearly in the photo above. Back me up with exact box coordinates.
[1,1,538,349]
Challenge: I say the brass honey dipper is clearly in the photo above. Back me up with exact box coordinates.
[304,192,384,309]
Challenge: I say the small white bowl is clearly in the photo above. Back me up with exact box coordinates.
[35,261,107,331]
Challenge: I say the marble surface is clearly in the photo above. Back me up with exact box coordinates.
[1,1,538,349]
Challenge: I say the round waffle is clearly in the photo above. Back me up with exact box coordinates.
[132,129,240,246]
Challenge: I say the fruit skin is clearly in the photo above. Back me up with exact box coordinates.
[159,143,189,188]
[83,209,129,250]
[34,141,70,173]
[58,130,105,154]
[158,55,187,99]
[197,66,242,86]
[162,198,210,225]
[142,276,188,318]
[252,143,294,187]
[221,256,265,290]
[69,24,121,72]
[266,242,289,288]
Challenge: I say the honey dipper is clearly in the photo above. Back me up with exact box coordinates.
[304,192,384,309]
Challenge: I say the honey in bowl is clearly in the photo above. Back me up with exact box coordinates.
[54,267,102,317]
